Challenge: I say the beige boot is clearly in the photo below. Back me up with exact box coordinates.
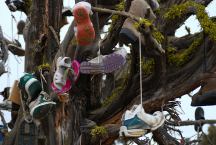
[119,0,156,45]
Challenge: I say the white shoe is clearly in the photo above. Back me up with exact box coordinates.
[53,57,71,90]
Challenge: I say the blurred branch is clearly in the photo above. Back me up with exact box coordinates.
[166,119,216,126]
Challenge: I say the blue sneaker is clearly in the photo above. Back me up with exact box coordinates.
[119,104,165,137]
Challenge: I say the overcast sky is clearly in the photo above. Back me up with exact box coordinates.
[0,0,216,143]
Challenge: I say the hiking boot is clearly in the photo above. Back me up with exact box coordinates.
[29,91,56,119]
[19,73,42,102]
[80,48,127,74]
[5,0,25,12]
[119,0,163,56]
[0,87,10,100]
[191,77,216,106]
[17,20,25,35]
[194,107,205,132]
[72,1,95,46]
[119,104,164,137]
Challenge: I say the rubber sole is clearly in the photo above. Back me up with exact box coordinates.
[80,53,125,74]
[30,101,56,119]
[119,126,146,137]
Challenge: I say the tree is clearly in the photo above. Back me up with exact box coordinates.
[1,0,216,145]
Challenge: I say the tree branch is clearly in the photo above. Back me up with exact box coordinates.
[166,119,216,126]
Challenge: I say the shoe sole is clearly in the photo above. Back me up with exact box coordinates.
[30,102,56,119]
[73,4,95,46]
[119,126,146,137]
[80,54,126,74]
[119,28,138,45]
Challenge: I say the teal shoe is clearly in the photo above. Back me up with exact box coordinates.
[29,91,56,119]
[19,73,42,101]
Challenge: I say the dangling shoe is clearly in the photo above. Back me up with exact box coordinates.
[52,57,72,94]
[191,76,216,106]
[53,57,71,90]
[17,20,26,35]
[194,107,205,132]
[119,0,164,56]
[29,91,56,119]
[80,48,127,74]
[19,73,42,102]
[72,1,95,46]
[5,0,25,12]
[119,104,164,137]
[0,87,10,101]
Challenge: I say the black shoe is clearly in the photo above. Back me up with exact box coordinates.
[5,0,25,12]
[0,87,10,100]
[194,107,205,132]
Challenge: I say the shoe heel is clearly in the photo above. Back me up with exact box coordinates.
[119,126,127,137]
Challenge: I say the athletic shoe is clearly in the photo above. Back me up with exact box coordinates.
[19,73,42,102]
[119,0,164,56]
[119,104,165,137]
[29,91,56,119]
[72,1,95,46]
[53,57,71,90]
[80,48,127,74]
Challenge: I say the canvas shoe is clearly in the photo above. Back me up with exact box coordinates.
[72,1,95,46]
[80,48,127,74]
[194,107,205,132]
[29,91,56,119]
[5,0,25,12]
[52,59,80,94]
[19,73,42,102]
[119,104,165,137]
[53,57,71,90]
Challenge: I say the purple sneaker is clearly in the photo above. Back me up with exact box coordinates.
[80,48,127,74]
